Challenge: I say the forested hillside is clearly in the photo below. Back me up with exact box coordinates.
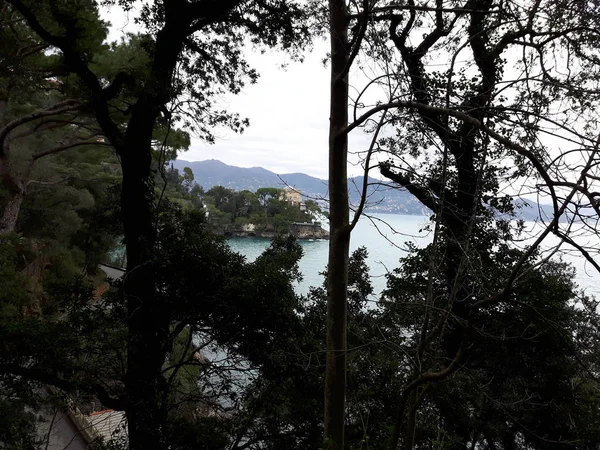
[1,1,600,450]
[174,159,556,219]
[166,173,328,237]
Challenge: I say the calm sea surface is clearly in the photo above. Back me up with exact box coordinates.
[226,214,599,298]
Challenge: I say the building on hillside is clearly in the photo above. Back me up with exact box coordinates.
[34,265,129,448]
[280,186,303,206]
[35,387,127,449]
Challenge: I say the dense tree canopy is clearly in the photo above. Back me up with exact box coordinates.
[1,1,600,450]
[321,0,600,447]
[1,1,311,449]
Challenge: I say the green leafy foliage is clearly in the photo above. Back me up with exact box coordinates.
[378,239,600,449]
[202,185,321,232]
[2,2,600,450]
[0,235,29,318]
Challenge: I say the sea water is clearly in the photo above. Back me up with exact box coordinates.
[227,213,599,299]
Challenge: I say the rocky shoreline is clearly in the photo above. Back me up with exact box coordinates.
[217,222,329,240]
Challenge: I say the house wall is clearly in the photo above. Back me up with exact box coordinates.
[36,408,89,450]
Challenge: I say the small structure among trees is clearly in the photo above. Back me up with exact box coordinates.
[279,186,303,206]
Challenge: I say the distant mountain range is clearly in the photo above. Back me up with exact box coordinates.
[172,159,552,220]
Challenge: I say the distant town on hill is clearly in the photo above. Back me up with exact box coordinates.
[173,159,555,221]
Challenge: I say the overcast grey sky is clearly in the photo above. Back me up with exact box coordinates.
[101,6,376,180]
[184,44,333,179]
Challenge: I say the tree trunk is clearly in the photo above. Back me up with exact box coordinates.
[0,154,25,235]
[0,188,23,234]
[119,15,187,449]
[0,98,8,126]
[324,1,350,448]
[403,390,419,450]
[501,429,516,450]
[0,80,13,126]
[388,389,409,450]
[121,116,169,450]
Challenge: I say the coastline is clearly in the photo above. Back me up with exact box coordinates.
[215,222,330,240]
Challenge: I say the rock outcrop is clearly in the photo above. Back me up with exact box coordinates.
[217,222,329,240]
[290,222,329,239]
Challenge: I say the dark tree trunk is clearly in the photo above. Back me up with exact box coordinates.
[0,188,23,234]
[0,98,8,126]
[325,0,350,448]
[435,396,472,450]
[0,153,25,235]
[403,390,419,450]
[388,389,409,450]
[118,15,187,449]
[120,101,169,450]
[0,80,13,126]
[383,1,500,447]
[442,0,497,357]
[501,430,516,450]
[441,137,478,357]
